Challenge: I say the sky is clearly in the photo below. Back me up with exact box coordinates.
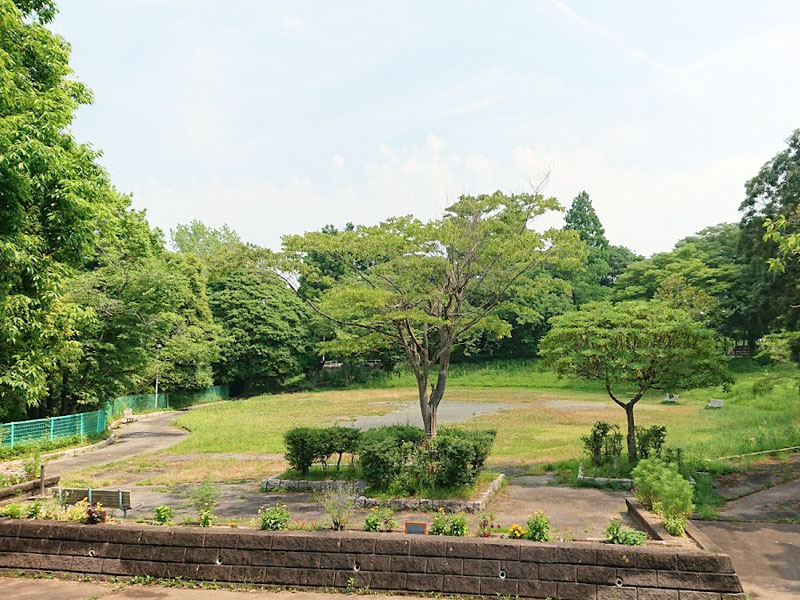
[52,0,800,256]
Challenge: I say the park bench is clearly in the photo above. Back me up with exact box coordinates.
[122,408,135,423]
[661,394,679,404]
[705,398,725,409]
[57,488,132,518]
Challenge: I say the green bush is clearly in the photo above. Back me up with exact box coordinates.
[358,426,494,493]
[636,425,667,459]
[0,503,24,519]
[259,503,291,531]
[605,519,647,545]
[363,507,397,532]
[319,482,357,531]
[581,421,623,465]
[284,426,363,475]
[430,510,469,536]
[153,505,174,525]
[524,510,551,542]
[632,458,694,537]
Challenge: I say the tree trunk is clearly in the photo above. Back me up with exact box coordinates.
[625,403,637,462]
[417,373,432,436]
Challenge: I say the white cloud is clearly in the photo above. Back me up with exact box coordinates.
[133,136,764,256]
[332,154,346,170]
[279,14,308,37]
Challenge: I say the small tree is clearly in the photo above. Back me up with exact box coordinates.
[279,190,584,437]
[540,301,731,461]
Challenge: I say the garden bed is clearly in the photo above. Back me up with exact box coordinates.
[0,518,745,598]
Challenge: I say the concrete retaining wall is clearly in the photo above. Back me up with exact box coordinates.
[0,519,744,599]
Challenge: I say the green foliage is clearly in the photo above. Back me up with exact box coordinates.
[605,519,647,546]
[564,191,608,249]
[209,268,314,395]
[632,458,694,537]
[541,300,731,460]
[0,503,24,519]
[430,510,469,536]
[357,426,494,493]
[636,425,667,460]
[581,422,623,466]
[153,505,174,526]
[280,190,585,435]
[259,503,291,531]
[283,426,362,475]
[476,511,499,537]
[318,482,357,531]
[191,476,219,527]
[524,510,551,542]
[25,502,42,519]
[363,507,397,532]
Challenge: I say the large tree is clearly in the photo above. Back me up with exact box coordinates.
[540,301,731,461]
[281,190,584,436]
[564,191,608,250]
[0,0,118,416]
[739,129,800,339]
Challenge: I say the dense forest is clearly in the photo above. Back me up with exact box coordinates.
[2,0,799,421]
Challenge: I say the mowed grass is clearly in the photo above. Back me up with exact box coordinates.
[171,359,800,466]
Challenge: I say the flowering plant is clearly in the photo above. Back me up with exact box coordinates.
[477,511,499,537]
[507,523,527,539]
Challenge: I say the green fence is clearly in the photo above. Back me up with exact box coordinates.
[0,384,228,449]
[0,410,107,449]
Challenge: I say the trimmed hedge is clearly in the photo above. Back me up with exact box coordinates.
[283,426,362,475]
[283,425,495,493]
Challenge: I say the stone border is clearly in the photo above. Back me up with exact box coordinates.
[263,474,505,514]
[577,465,633,487]
[626,498,699,549]
[0,519,745,598]
[261,478,367,493]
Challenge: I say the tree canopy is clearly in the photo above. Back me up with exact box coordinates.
[540,301,731,460]
[281,190,585,435]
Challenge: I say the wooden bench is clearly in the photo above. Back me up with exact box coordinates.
[58,488,132,518]
[122,408,136,423]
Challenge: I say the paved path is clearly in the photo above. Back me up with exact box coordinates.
[0,577,412,599]
[46,412,187,477]
[717,476,800,521]
[694,520,800,600]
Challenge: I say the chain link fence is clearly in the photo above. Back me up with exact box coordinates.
[0,385,229,449]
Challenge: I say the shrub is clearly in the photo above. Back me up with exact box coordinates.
[330,426,362,470]
[284,427,326,475]
[476,511,499,538]
[430,510,468,536]
[22,449,42,480]
[0,503,24,519]
[358,426,425,490]
[605,519,647,546]
[636,425,667,459]
[358,426,494,492]
[432,428,495,489]
[319,481,357,531]
[198,506,214,528]
[153,505,174,525]
[285,426,363,475]
[632,457,695,537]
[259,503,291,531]
[581,421,623,466]
[363,507,397,533]
[524,510,551,542]
[25,502,42,519]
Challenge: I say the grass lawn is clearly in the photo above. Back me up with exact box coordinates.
[172,359,800,468]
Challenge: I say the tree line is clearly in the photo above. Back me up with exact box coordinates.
[2,0,798,424]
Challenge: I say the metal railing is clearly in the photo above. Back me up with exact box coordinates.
[0,384,229,449]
